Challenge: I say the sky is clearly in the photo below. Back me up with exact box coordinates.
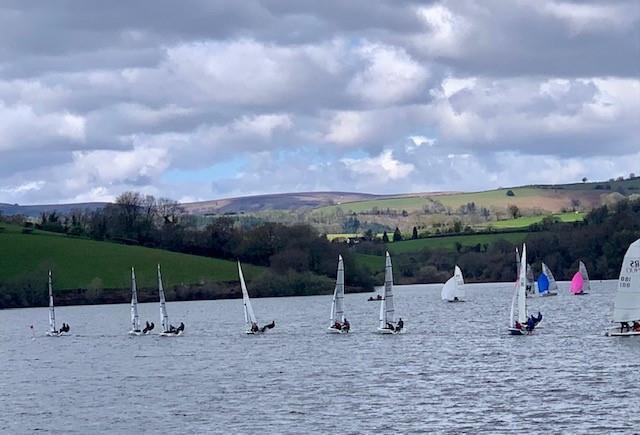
[0,0,638,204]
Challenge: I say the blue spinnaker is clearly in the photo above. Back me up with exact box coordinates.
[537,273,549,294]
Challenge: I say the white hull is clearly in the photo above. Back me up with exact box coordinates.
[327,326,349,334]
[540,292,558,297]
[444,299,464,303]
[160,331,183,337]
[376,327,405,335]
[128,330,144,336]
[46,331,68,337]
[606,326,640,337]
[508,328,526,336]
[245,330,262,335]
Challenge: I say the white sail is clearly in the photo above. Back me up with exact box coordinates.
[515,248,521,278]
[541,262,558,292]
[612,239,640,322]
[130,267,140,332]
[329,255,345,325]
[509,285,517,327]
[48,270,56,333]
[441,277,456,301]
[238,261,257,327]
[158,264,170,332]
[579,261,591,292]
[442,265,465,301]
[379,251,395,328]
[516,244,528,324]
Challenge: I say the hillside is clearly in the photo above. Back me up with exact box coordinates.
[0,224,263,290]
[0,202,107,218]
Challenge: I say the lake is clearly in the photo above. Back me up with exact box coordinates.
[2,280,640,433]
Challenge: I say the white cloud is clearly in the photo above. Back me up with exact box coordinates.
[341,150,415,182]
[348,43,429,105]
[542,1,636,35]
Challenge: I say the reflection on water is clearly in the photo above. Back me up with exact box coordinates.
[2,281,640,433]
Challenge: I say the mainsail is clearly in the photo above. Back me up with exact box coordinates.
[48,270,56,333]
[379,252,395,328]
[329,255,345,325]
[570,271,584,294]
[537,273,550,294]
[579,261,591,292]
[442,265,465,301]
[238,261,257,327]
[130,267,140,332]
[612,239,640,322]
[542,263,559,293]
[158,264,170,332]
[510,244,528,327]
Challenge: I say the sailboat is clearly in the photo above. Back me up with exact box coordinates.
[328,255,349,333]
[570,261,590,295]
[508,244,529,335]
[537,262,559,296]
[129,267,142,335]
[526,263,536,296]
[238,261,261,334]
[158,264,183,336]
[46,270,68,337]
[606,238,640,336]
[441,265,465,302]
[377,252,404,334]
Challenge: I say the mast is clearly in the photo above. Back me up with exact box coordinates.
[379,252,395,328]
[131,267,140,331]
[238,261,257,327]
[517,244,528,323]
[158,264,169,332]
[48,270,56,333]
[330,255,345,324]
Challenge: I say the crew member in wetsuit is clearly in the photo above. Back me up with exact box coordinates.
[143,321,154,334]
[176,322,185,333]
[251,322,259,333]
[168,324,177,334]
[342,318,350,332]
[514,321,523,330]
[621,321,631,333]
[396,318,404,332]
[526,316,535,333]
[386,322,394,330]
[260,320,275,333]
[333,321,342,330]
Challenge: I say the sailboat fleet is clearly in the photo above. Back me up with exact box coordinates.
[38,237,640,339]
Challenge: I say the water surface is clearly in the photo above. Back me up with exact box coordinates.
[2,281,639,433]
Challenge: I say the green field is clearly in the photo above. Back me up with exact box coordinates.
[487,212,585,229]
[0,224,263,289]
[386,232,527,254]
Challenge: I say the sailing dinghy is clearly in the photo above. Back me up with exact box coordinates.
[328,255,350,333]
[46,270,68,337]
[377,252,404,334]
[537,263,559,296]
[158,264,183,336]
[441,265,465,302]
[508,244,530,335]
[129,267,143,335]
[239,261,261,334]
[606,239,640,336]
[570,261,590,295]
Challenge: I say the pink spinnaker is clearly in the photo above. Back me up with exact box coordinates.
[570,271,584,294]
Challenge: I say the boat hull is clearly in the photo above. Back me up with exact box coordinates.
[160,331,183,337]
[508,328,526,335]
[573,292,589,296]
[327,327,349,334]
[444,299,464,303]
[46,331,68,337]
[540,292,558,297]
[376,327,405,335]
[128,330,143,336]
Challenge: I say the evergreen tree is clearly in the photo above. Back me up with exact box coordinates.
[382,231,389,243]
[393,227,402,242]
[412,226,418,239]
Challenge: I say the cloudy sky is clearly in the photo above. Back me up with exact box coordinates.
[0,0,638,204]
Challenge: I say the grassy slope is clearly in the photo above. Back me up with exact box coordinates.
[488,212,585,229]
[314,178,640,215]
[0,224,262,290]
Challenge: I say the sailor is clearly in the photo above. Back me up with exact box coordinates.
[260,320,275,333]
[251,322,259,333]
[515,321,523,330]
[168,324,177,333]
[386,322,394,330]
[396,318,404,332]
[333,321,342,330]
[633,321,640,332]
[453,297,459,301]
[143,321,154,334]
[620,321,631,333]
[176,322,185,333]
[342,318,350,332]
[526,316,535,332]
